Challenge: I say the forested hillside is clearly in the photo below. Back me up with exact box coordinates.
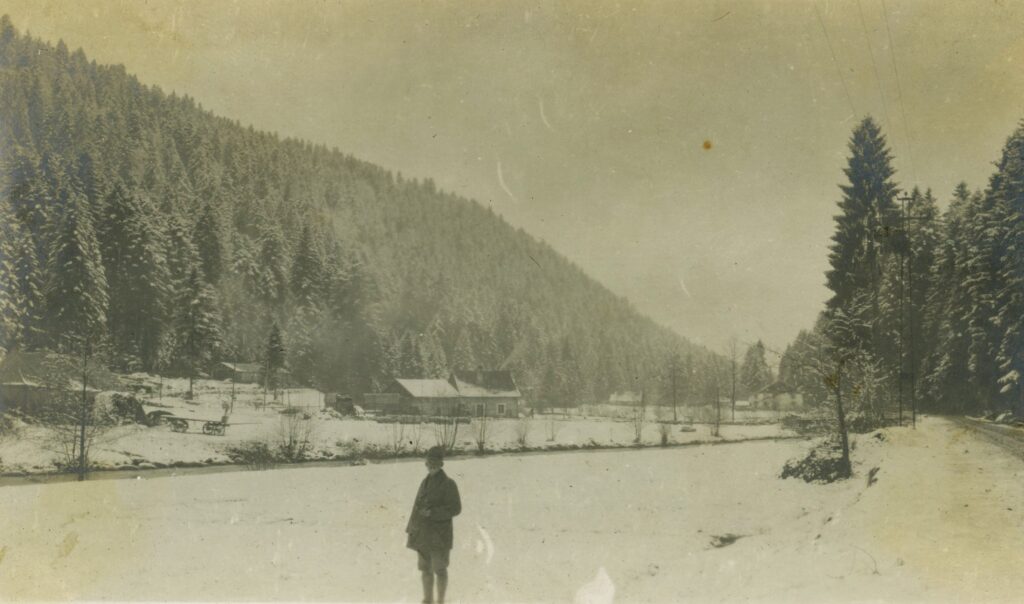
[0,18,719,405]
[779,116,1024,417]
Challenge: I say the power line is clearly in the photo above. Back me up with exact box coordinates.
[814,3,857,118]
[855,0,893,133]
[880,0,917,184]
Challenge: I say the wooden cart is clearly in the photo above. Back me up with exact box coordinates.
[164,416,228,436]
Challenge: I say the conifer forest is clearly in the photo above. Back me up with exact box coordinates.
[0,18,722,406]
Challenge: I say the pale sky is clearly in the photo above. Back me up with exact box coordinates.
[3,0,1023,355]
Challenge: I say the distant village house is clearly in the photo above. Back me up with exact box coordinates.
[367,369,522,418]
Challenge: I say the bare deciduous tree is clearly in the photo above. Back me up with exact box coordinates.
[472,414,489,453]
[277,411,315,461]
[514,418,531,448]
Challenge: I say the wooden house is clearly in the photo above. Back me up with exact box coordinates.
[448,369,521,418]
[385,379,462,416]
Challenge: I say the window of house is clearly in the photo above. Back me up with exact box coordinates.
[498,403,506,415]
[476,403,485,416]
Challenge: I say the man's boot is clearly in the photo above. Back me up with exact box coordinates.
[421,571,434,604]
[436,570,448,604]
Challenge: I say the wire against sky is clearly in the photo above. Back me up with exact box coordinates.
[880,0,917,184]
[856,0,893,134]
[813,2,857,119]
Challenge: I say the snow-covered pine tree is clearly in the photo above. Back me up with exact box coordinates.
[43,187,108,350]
[101,183,172,370]
[290,223,325,308]
[193,202,224,285]
[176,267,221,399]
[825,117,899,352]
[962,183,1008,408]
[265,321,286,393]
[992,122,1024,413]
[740,340,773,396]
[921,183,974,411]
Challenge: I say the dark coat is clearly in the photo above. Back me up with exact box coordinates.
[406,469,461,552]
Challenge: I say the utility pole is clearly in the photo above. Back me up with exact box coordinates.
[896,191,933,429]
[78,337,89,481]
[730,340,738,422]
[671,359,678,423]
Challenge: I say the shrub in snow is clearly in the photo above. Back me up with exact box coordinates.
[0,412,20,437]
[780,439,851,483]
[225,441,277,470]
[110,393,148,424]
[277,413,315,461]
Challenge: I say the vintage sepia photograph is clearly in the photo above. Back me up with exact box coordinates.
[0,1,1023,602]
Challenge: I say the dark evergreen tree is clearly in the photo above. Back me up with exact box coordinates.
[265,321,286,392]
[194,202,224,285]
[175,267,221,399]
[825,117,899,350]
[992,123,1024,413]
[101,183,171,369]
[740,340,772,396]
[43,188,108,350]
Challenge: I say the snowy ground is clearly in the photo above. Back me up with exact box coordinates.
[1,415,1022,602]
[0,376,789,474]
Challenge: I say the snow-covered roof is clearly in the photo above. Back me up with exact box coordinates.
[394,379,460,399]
[449,370,520,398]
[220,362,263,373]
[609,391,643,404]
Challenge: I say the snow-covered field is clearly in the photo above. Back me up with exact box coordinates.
[0,376,789,474]
[1,415,1021,602]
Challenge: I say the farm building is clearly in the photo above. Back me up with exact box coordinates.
[448,369,522,418]
[370,370,522,418]
[213,362,263,383]
[384,379,462,416]
[753,381,804,410]
[0,350,101,414]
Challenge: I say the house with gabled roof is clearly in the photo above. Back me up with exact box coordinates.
[448,368,522,418]
[382,378,462,416]
[372,369,523,418]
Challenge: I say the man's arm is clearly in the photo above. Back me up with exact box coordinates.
[427,480,462,521]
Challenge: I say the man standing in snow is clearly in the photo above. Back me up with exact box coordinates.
[407,446,462,604]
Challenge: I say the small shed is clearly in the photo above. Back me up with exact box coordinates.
[449,369,521,418]
[0,350,101,414]
[213,362,263,384]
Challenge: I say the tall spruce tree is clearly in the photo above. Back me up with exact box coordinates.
[176,267,221,399]
[740,340,773,396]
[43,188,108,350]
[992,122,1024,412]
[921,184,975,411]
[825,117,899,351]
[101,183,171,369]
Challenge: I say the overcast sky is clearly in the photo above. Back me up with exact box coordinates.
[3,0,1023,356]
